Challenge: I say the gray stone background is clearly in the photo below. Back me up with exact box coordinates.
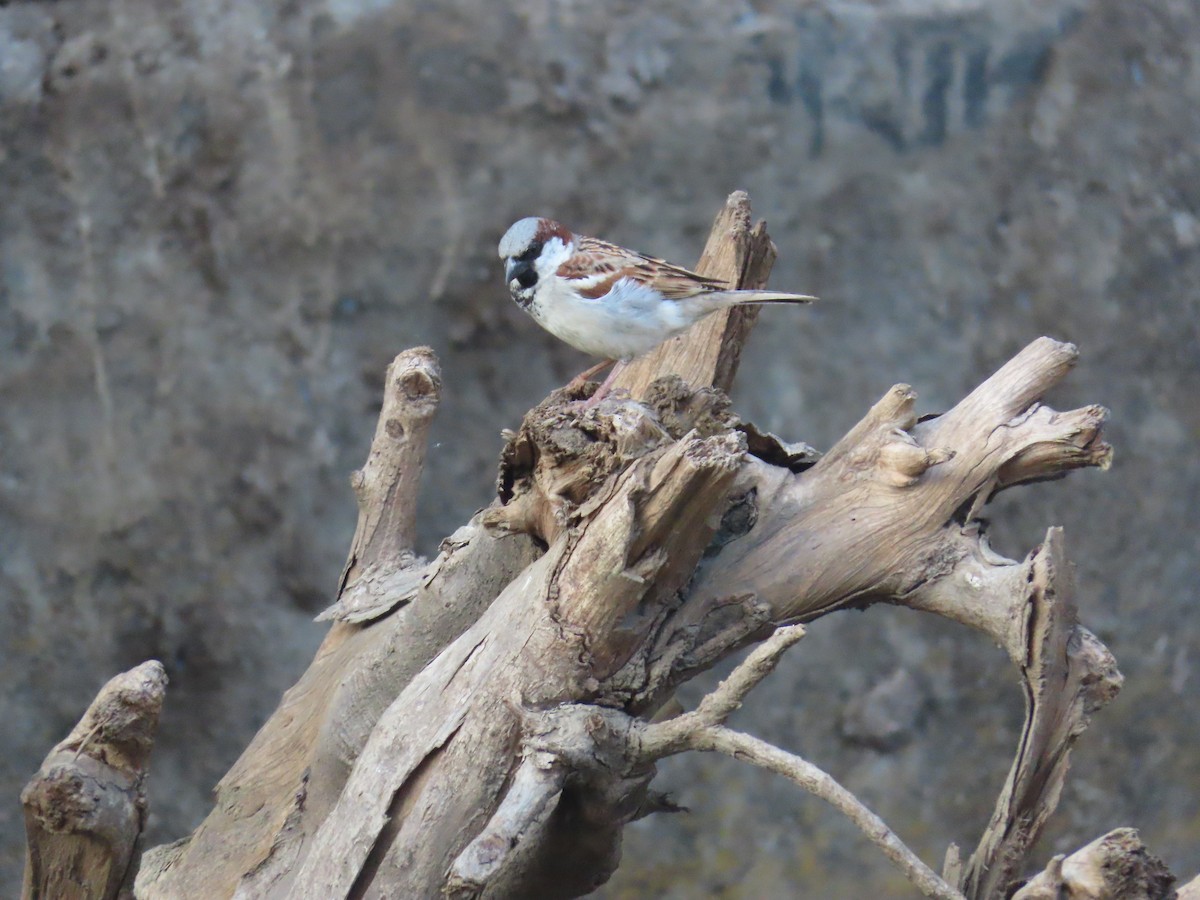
[1,0,1197,895]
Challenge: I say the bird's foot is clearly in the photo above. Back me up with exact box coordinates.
[565,359,615,394]
[580,360,627,410]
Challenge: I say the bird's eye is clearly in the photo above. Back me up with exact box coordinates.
[517,242,542,262]
[516,267,538,289]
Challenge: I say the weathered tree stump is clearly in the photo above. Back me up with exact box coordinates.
[25,194,1188,900]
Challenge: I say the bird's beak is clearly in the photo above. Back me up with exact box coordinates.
[505,258,533,286]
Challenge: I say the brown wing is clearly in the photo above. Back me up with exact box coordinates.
[560,235,728,301]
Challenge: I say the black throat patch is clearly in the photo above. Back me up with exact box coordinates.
[510,285,536,310]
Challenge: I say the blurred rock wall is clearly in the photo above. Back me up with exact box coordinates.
[1,0,1197,894]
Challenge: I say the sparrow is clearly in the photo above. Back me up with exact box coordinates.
[498,216,815,399]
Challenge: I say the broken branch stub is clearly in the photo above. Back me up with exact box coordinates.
[21,661,166,900]
[1012,828,1176,900]
[614,190,779,398]
[323,345,441,624]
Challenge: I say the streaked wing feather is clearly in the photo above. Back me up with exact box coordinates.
[631,256,727,300]
[554,242,625,281]
[561,235,727,301]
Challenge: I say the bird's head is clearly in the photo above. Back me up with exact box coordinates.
[498,217,573,307]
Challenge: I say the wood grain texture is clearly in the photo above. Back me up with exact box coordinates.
[960,529,1123,899]
[322,345,442,623]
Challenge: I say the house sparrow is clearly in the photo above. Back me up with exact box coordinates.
[498,216,815,399]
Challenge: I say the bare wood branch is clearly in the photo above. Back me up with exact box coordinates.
[943,844,963,887]
[288,626,486,899]
[678,338,1111,641]
[897,527,1030,664]
[1012,829,1176,900]
[22,661,166,900]
[446,753,566,896]
[285,431,743,898]
[322,345,442,623]
[671,726,964,900]
[633,625,962,900]
[139,535,541,899]
[959,528,1123,900]
[692,623,806,724]
[639,624,806,755]
[614,190,780,398]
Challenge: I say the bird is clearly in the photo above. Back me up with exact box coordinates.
[498,216,816,402]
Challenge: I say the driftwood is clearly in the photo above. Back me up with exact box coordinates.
[23,193,1191,899]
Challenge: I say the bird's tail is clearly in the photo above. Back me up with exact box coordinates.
[728,290,817,305]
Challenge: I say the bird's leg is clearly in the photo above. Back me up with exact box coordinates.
[582,360,626,409]
[565,358,614,393]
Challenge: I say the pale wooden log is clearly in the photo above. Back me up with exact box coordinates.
[288,432,743,898]
[22,661,166,900]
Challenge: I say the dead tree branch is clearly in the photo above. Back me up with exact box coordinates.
[636,626,964,900]
[322,345,441,623]
[653,727,963,900]
[957,528,1123,898]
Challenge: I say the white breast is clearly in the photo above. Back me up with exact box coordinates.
[528,276,700,360]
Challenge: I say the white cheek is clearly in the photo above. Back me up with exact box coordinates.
[535,238,573,278]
